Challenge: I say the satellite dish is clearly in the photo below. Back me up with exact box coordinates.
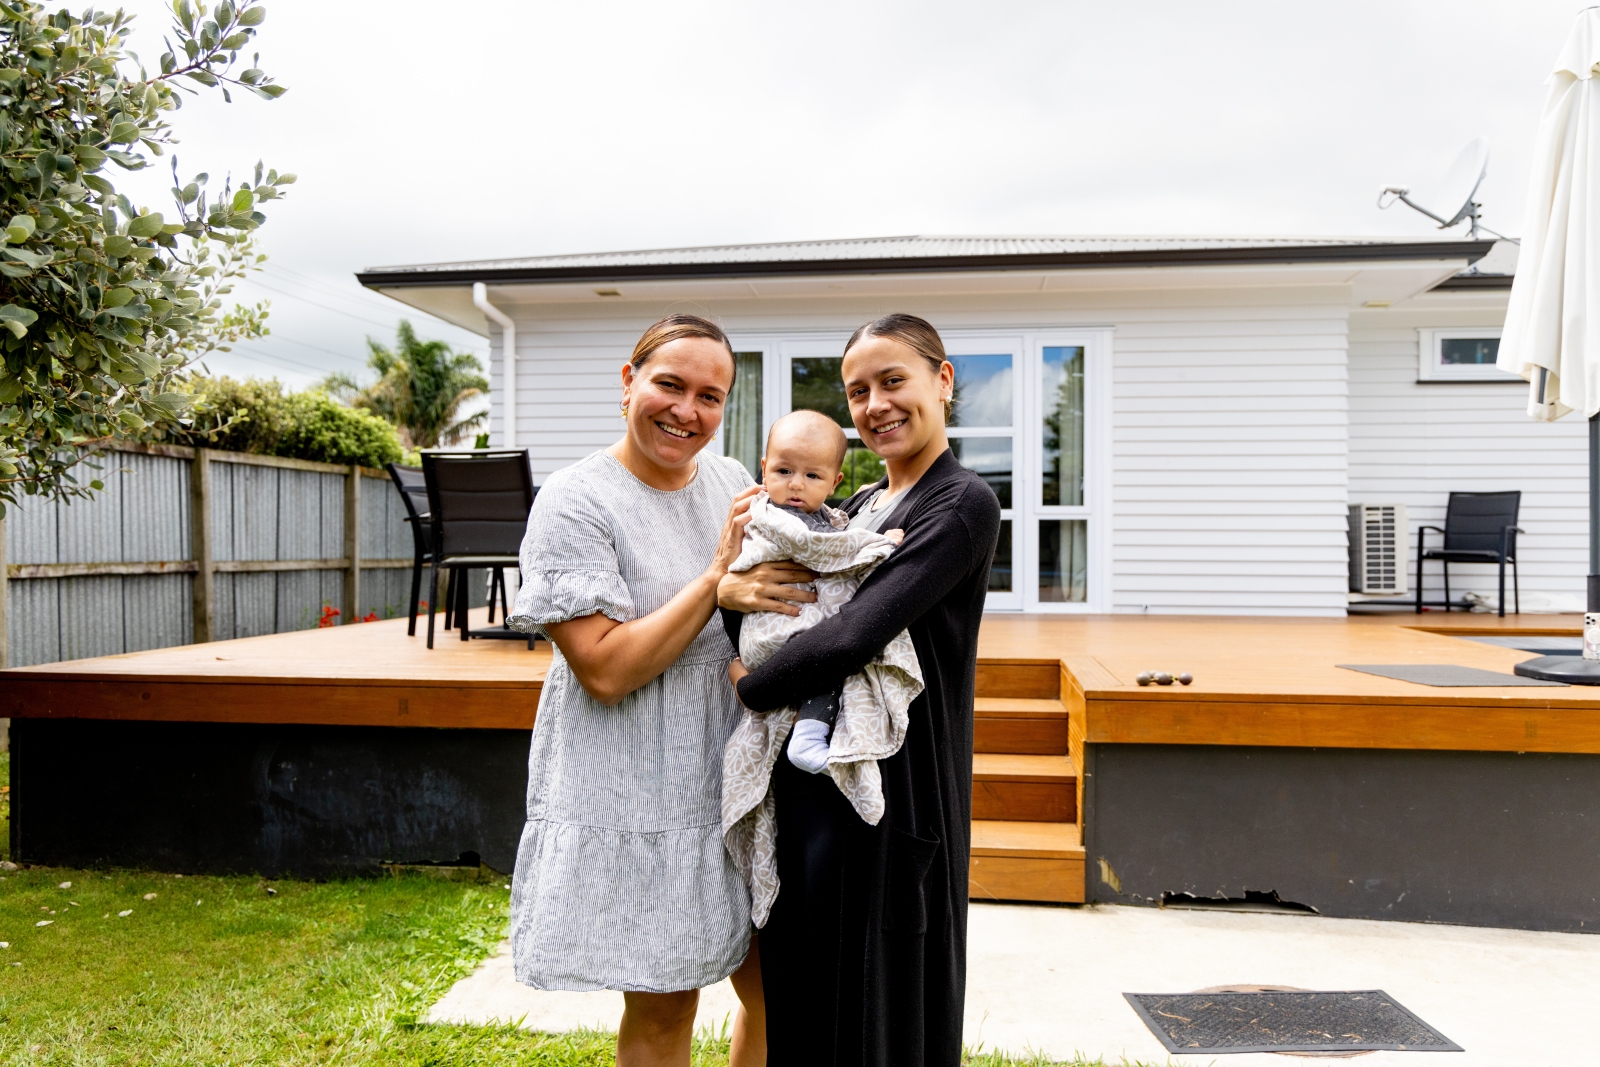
[1378,137,1494,237]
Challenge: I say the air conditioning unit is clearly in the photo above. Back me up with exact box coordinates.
[1349,503,1408,595]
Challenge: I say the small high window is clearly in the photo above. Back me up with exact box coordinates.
[1417,328,1513,382]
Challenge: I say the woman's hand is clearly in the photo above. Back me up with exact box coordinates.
[728,658,750,704]
[708,486,762,578]
[718,561,819,617]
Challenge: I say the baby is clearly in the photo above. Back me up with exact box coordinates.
[722,411,922,925]
[755,410,901,773]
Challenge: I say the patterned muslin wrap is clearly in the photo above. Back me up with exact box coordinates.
[720,491,924,926]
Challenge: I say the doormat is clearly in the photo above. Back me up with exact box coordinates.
[1336,663,1567,687]
[1124,990,1462,1054]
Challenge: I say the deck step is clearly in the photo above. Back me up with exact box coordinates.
[974,696,1069,755]
[969,820,1085,903]
[975,661,1060,700]
[972,753,1076,822]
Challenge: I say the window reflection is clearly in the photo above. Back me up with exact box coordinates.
[949,437,1012,509]
[989,520,1012,592]
[949,355,1012,427]
[1041,347,1084,507]
[790,357,851,427]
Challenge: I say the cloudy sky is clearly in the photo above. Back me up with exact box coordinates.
[111,0,1585,387]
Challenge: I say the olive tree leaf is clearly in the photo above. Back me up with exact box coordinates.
[0,0,289,511]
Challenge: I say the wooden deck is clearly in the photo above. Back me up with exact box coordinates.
[5,609,1595,911]
[2,610,550,731]
[976,611,1600,756]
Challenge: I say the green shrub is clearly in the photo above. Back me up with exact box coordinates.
[163,376,403,469]
[277,391,404,468]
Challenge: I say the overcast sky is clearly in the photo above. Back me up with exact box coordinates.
[111,0,1587,387]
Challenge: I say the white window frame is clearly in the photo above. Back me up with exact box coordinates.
[939,333,1026,611]
[1417,327,1513,382]
[723,326,1114,614]
[1016,329,1112,614]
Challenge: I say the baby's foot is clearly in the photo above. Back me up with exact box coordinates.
[788,718,832,774]
[884,528,905,545]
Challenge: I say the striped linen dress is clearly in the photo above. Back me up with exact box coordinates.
[508,449,754,992]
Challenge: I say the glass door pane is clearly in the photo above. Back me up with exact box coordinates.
[949,437,1012,508]
[947,352,1016,599]
[1039,519,1087,602]
[837,445,884,502]
[789,357,851,427]
[948,354,1013,427]
[724,351,764,480]
[1041,346,1085,507]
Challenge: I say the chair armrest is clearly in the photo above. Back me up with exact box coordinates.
[1418,525,1446,534]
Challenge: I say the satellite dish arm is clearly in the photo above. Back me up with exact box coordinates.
[1378,186,1453,227]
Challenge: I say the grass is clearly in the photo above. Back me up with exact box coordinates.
[0,749,1125,1066]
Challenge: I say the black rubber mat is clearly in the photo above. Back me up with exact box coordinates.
[1124,990,1463,1054]
[1336,663,1566,686]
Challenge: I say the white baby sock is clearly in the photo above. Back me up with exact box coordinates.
[788,718,832,774]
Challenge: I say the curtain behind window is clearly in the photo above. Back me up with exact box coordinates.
[725,352,764,480]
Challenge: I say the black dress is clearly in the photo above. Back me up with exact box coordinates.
[723,448,1000,1067]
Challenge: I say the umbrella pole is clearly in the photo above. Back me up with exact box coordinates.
[1591,413,1599,610]
[1515,412,1600,681]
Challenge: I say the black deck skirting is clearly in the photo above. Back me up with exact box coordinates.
[10,718,530,877]
[1084,743,1600,932]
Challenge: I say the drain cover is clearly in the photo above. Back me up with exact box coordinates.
[1124,990,1462,1054]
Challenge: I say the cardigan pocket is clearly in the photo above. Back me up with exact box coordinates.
[883,827,941,935]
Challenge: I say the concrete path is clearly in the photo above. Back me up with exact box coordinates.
[426,902,1599,1064]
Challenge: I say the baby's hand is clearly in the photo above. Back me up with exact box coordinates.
[885,528,905,546]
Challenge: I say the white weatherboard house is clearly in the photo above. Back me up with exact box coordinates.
[360,235,1583,616]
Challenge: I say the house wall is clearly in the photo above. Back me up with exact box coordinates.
[1348,296,1586,612]
[486,284,1353,616]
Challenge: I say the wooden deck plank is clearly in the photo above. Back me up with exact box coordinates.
[9,610,1600,753]
[971,820,1082,857]
[972,754,1075,782]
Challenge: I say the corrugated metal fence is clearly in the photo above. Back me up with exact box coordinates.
[2,443,430,669]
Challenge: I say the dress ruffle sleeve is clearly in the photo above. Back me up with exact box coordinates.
[509,469,636,635]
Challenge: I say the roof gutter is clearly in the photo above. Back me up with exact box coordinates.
[472,282,516,448]
[359,239,1499,289]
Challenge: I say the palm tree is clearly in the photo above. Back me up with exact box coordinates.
[325,321,489,449]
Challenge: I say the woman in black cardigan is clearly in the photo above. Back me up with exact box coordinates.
[720,313,1001,1067]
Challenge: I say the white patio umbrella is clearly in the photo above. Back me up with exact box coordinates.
[1501,7,1600,682]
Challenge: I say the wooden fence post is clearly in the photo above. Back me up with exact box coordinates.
[190,448,215,643]
[344,466,361,624]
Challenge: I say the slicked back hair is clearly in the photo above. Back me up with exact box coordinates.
[843,313,951,422]
[630,314,737,387]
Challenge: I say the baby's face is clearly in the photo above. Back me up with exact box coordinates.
[762,431,844,513]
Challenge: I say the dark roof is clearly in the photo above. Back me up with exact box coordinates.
[1432,272,1513,290]
[357,234,1499,288]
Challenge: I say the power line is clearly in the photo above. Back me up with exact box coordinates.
[217,344,332,375]
[268,263,416,312]
[244,278,402,330]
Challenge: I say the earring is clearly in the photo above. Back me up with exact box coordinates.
[620,401,629,419]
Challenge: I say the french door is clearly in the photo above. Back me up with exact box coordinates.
[721,328,1108,612]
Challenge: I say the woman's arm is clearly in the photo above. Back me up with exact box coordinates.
[549,486,758,706]
[717,561,819,616]
[735,480,999,712]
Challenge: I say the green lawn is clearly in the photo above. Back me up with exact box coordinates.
[0,750,1110,1066]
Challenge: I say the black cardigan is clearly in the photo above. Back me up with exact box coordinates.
[724,447,1000,1067]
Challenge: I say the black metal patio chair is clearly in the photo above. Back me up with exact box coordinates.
[386,463,438,636]
[421,449,537,649]
[1415,490,1524,617]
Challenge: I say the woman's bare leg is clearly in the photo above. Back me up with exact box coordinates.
[618,989,699,1067]
[728,933,767,1067]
